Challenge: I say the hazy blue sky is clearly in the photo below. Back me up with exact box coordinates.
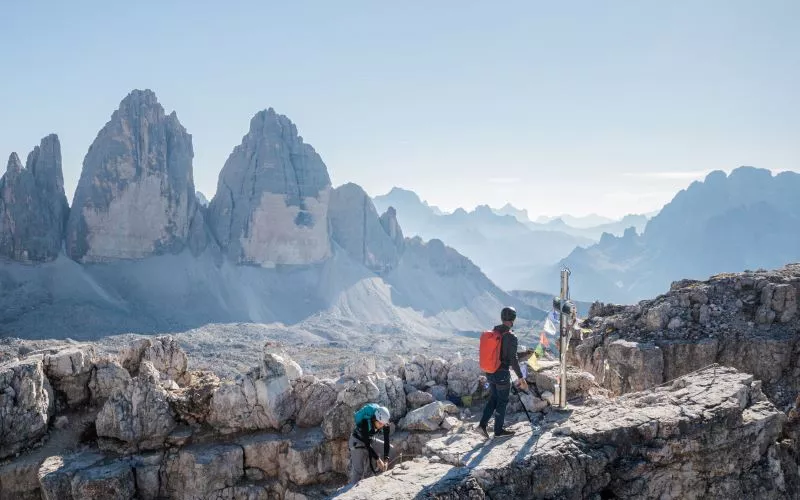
[2,1,798,218]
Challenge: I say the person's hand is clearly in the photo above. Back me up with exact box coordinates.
[517,379,529,391]
[377,458,389,472]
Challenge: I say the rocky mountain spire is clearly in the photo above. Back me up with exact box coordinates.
[65,89,200,262]
[0,134,69,261]
[379,206,405,252]
[328,183,403,274]
[207,108,332,266]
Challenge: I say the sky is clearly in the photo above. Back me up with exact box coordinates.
[2,1,799,219]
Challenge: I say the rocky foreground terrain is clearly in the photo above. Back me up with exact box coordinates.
[1,262,799,499]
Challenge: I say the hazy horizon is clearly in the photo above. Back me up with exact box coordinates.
[3,1,798,219]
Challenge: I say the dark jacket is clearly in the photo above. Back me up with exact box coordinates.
[354,418,390,461]
[494,324,523,379]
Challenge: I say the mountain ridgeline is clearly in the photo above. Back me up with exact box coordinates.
[552,167,800,303]
[0,89,541,339]
[373,188,595,290]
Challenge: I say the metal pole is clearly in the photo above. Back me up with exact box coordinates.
[559,268,570,408]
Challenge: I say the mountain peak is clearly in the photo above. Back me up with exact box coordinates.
[5,152,22,175]
[207,107,332,266]
[66,89,198,262]
[1,135,69,262]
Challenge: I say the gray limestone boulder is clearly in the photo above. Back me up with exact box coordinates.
[162,443,244,500]
[279,428,348,486]
[0,357,51,459]
[119,335,189,386]
[66,89,201,262]
[293,375,338,428]
[88,358,132,405]
[207,108,332,267]
[207,353,298,432]
[38,450,107,500]
[398,401,459,431]
[43,346,96,408]
[70,460,136,500]
[0,134,69,262]
[406,389,435,410]
[95,362,177,452]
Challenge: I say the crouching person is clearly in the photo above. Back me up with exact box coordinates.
[348,403,396,483]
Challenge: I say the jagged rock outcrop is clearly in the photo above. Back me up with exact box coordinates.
[0,332,796,500]
[0,135,69,262]
[328,183,403,274]
[66,89,200,262]
[207,352,299,433]
[401,354,449,389]
[379,206,404,251]
[0,357,51,459]
[43,346,96,409]
[88,358,131,404]
[95,361,177,453]
[120,336,189,386]
[167,370,221,426]
[207,108,332,267]
[445,354,482,398]
[575,263,800,407]
[293,375,338,427]
[342,366,793,499]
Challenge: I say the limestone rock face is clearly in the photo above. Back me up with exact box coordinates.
[119,335,189,386]
[578,264,800,407]
[0,134,69,262]
[95,362,177,452]
[342,366,792,499]
[293,375,338,428]
[207,108,332,267]
[379,206,405,251]
[207,353,298,432]
[162,443,243,500]
[70,461,136,500]
[43,346,96,409]
[38,450,107,500]
[167,370,221,426]
[66,89,199,262]
[406,389,434,410]
[280,429,348,486]
[328,183,403,274]
[403,354,449,389]
[88,358,132,405]
[445,355,482,397]
[0,357,50,459]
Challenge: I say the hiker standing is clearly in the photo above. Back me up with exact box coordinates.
[477,306,528,438]
[348,403,394,483]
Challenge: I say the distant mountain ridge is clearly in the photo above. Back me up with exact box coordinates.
[548,166,800,303]
[373,189,593,290]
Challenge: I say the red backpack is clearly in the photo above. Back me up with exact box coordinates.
[479,329,503,373]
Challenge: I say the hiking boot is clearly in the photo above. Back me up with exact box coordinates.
[476,424,489,439]
[494,428,516,437]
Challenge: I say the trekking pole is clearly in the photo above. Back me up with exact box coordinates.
[511,383,534,424]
